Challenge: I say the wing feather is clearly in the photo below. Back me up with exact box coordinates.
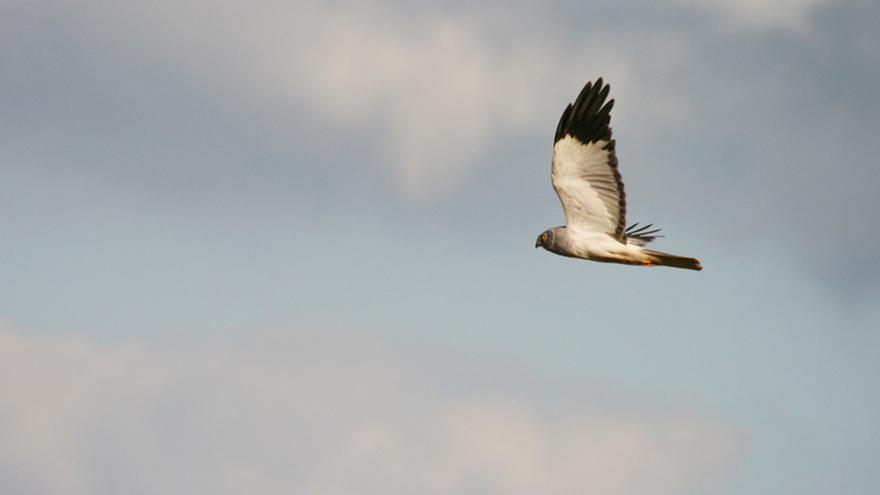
[551,79,626,239]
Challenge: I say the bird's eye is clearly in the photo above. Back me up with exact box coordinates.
[542,233,548,242]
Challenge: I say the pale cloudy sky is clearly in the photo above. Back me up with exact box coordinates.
[2,0,879,494]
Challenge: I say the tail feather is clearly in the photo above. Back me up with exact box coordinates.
[644,249,702,271]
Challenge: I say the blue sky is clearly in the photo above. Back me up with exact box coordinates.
[2,0,879,493]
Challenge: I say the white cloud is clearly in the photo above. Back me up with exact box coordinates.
[0,326,738,494]
[670,0,826,32]
[304,17,497,197]
[43,0,642,199]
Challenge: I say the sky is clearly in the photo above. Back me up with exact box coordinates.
[1,0,879,493]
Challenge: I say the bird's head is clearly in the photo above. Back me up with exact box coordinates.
[535,229,554,249]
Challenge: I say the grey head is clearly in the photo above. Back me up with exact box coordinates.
[534,227,565,251]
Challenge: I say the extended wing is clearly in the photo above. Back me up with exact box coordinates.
[551,78,626,239]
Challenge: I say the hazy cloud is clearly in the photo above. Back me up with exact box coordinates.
[0,326,738,495]
[670,0,826,32]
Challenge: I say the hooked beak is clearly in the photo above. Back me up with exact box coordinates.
[535,237,542,248]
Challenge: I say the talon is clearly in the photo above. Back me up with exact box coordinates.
[641,260,655,266]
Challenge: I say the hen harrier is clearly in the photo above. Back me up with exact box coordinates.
[535,78,702,271]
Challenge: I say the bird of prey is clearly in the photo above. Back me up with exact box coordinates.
[535,78,702,271]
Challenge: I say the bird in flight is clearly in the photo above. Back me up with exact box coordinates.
[535,78,702,271]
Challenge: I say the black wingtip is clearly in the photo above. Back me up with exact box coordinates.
[554,78,614,145]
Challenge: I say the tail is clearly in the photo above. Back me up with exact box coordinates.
[644,249,703,271]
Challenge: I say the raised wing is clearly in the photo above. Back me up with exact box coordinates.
[551,78,626,239]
